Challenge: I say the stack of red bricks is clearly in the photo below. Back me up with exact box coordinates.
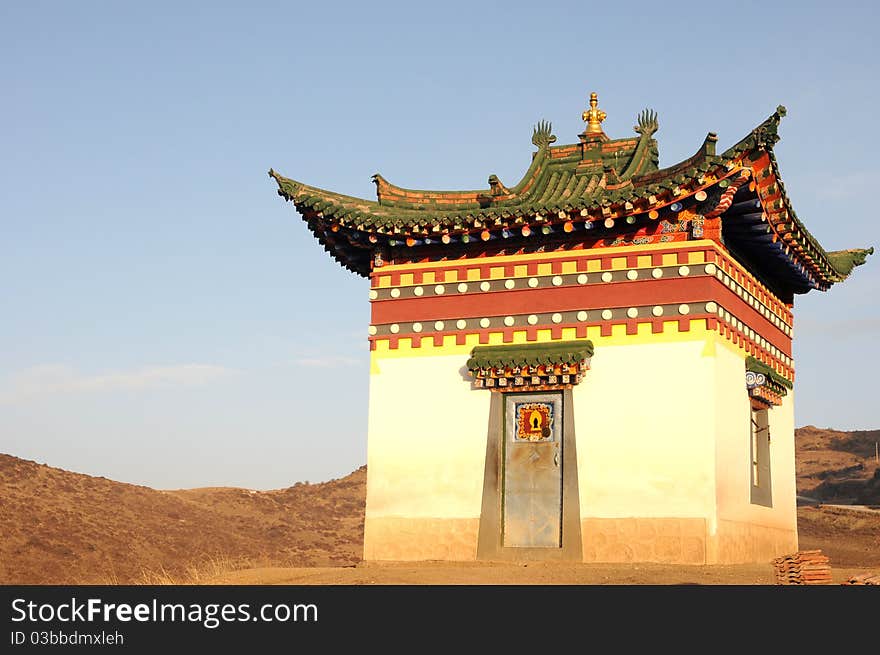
[773,550,833,585]
[842,572,880,585]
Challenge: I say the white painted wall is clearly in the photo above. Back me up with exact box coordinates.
[712,342,753,530]
[365,353,487,520]
[572,338,718,520]
[769,392,797,534]
[713,341,797,533]
[365,331,797,561]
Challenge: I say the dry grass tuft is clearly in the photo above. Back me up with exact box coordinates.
[136,554,259,585]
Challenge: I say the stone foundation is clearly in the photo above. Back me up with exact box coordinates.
[581,518,708,564]
[708,519,798,564]
[364,516,798,564]
[363,517,479,561]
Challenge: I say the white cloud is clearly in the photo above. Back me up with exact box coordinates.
[0,364,236,404]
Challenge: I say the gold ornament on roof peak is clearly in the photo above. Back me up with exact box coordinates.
[582,92,607,135]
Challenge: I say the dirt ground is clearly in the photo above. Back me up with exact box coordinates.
[210,504,880,586]
[208,559,874,586]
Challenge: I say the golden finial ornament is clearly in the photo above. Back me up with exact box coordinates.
[582,92,607,135]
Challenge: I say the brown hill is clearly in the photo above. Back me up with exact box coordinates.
[1,426,879,584]
[0,454,364,584]
[796,425,880,504]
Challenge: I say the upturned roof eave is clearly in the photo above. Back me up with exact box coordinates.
[713,106,873,284]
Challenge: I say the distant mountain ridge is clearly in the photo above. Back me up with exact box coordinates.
[0,454,364,584]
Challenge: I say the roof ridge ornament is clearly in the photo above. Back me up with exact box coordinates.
[750,105,788,150]
[531,120,557,150]
[581,92,607,135]
[634,108,658,136]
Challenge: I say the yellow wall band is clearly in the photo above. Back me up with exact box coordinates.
[375,239,714,275]
[370,321,717,362]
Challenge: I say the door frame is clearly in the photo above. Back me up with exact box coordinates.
[476,388,583,561]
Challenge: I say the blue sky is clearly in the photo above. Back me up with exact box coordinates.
[2,1,877,489]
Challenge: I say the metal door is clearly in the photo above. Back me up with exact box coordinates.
[503,392,563,548]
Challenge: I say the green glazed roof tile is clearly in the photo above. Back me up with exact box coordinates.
[467,340,594,370]
[825,247,874,278]
[746,356,793,390]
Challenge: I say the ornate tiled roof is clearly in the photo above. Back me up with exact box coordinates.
[270,104,660,228]
[270,94,871,295]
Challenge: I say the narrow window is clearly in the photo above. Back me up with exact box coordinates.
[750,405,772,507]
[751,414,760,486]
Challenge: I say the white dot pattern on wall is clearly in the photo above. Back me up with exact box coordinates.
[652,306,663,317]
[390,324,400,334]
[577,274,588,284]
[456,319,467,329]
[705,263,717,275]
[551,275,563,286]
[504,279,515,289]
[626,307,638,318]
[412,322,423,333]
[551,313,562,323]
[527,314,539,325]
[479,318,490,328]
[435,321,445,331]
[369,290,378,300]
[390,288,401,298]
[678,265,690,277]
[705,301,718,313]
[528,277,539,288]
[413,286,424,296]
[368,325,377,335]
[577,311,588,321]
[601,272,613,283]
[434,285,445,295]
[457,283,468,293]
[503,316,515,327]
[652,268,663,279]
[626,270,638,281]
[480,281,491,291]
[601,309,613,320]
[678,304,690,315]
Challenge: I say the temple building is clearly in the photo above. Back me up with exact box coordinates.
[270,93,872,564]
